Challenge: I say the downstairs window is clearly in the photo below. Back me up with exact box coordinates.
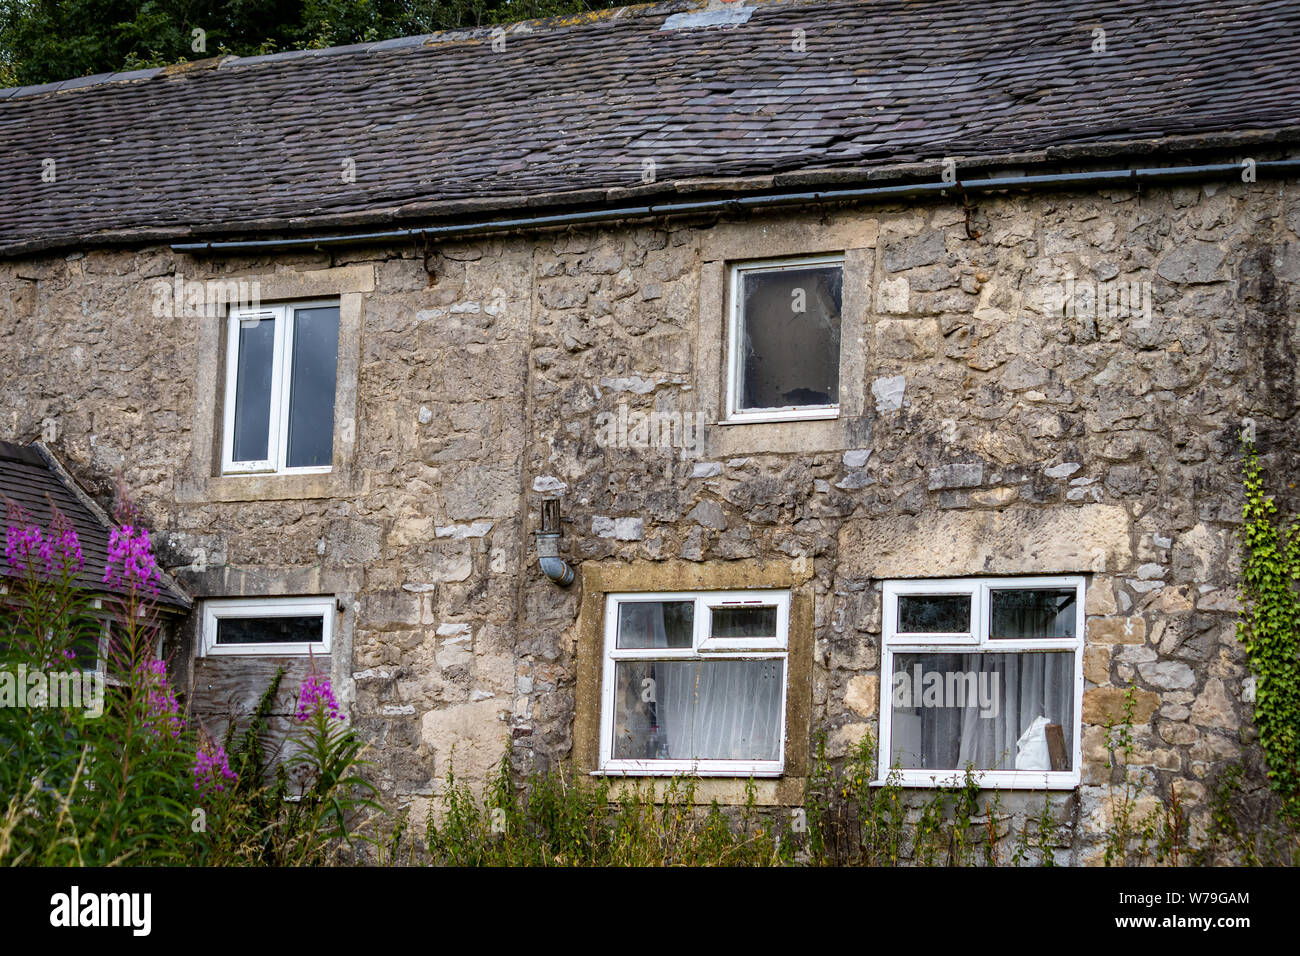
[600,590,790,776]
[200,596,334,657]
[878,576,1084,789]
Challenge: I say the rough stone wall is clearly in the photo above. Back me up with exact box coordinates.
[1,174,1297,860]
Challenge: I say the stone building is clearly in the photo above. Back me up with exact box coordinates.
[1,0,1298,863]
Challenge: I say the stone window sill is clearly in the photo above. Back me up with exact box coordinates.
[704,415,867,457]
[176,470,368,504]
[593,774,807,807]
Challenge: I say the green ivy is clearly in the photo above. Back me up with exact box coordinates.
[1237,438,1300,820]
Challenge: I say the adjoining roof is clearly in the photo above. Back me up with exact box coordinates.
[0,441,190,610]
[1,0,1298,256]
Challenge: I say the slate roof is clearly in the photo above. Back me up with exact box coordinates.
[0,441,190,610]
[1,0,1298,256]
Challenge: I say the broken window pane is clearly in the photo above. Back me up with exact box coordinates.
[738,264,841,410]
[897,594,970,633]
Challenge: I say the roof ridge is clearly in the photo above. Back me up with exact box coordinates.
[0,0,791,101]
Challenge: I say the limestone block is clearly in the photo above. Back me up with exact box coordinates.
[838,505,1131,578]
[844,674,880,719]
[1087,617,1146,645]
[422,699,510,794]
[1189,678,1235,729]
[1081,687,1159,725]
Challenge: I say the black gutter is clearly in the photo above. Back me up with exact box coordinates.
[170,158,1300,254]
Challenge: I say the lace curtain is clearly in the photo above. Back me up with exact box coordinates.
[612,602,782,761]
[891,591,1076,772]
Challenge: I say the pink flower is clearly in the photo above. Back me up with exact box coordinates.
[193,737,237,798]
[103,524,162,596]
[136,659,184,740]
[4,502,84,580]
[38,505,84,578]
[4,501,43,575]
[296,673,344,722]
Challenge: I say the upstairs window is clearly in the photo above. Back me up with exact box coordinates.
[879,576,1084,789]
[222,300,339,475]
[726,256,843,423]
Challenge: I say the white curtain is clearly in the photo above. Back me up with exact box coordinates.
[896,653,1072,772]
[955,653,1072,770]
[658,660,782,761]
[892,590,1076,772]
[613,602,782,761]
[614,659,783,761]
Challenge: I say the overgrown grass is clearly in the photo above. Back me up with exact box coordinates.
[424,734,1074,867]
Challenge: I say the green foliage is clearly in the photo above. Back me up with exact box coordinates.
[0,528,196,863]
[186,664,387,866]
[1237,438,1300,820]
[0,508,382,865]
[424,735,1073,867]
[426,752,798,866]
[1099,686,1187,867]
[0,0,626,87]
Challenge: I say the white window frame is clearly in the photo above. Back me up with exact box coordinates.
[877,576,1085,790]
[86,597,122,687]
[200,596,334,657]
[599,589,790,777]
[724,254,845,424]
[221,299,338,476]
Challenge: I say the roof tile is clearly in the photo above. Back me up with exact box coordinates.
[0,0,1297,253]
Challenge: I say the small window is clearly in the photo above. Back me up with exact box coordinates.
[200,597,334,656]
[726,256,843,423]
[221,300,340,475]
[601,590,790,775]
[879,577,1084,789]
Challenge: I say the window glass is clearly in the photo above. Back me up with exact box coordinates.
[216,615,323,646]
[989,588,1077,640]
[231,316,275,462]
[612,659,783,761]
[889,652,1074,773]
[739,265,841,410]
[53,612,107,672]
[286,305,340,468]
[68,632,101,671]
[897,594,970,633]
[881,577,1083,786]
[616,601,694,649]
[710,604,778,639]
